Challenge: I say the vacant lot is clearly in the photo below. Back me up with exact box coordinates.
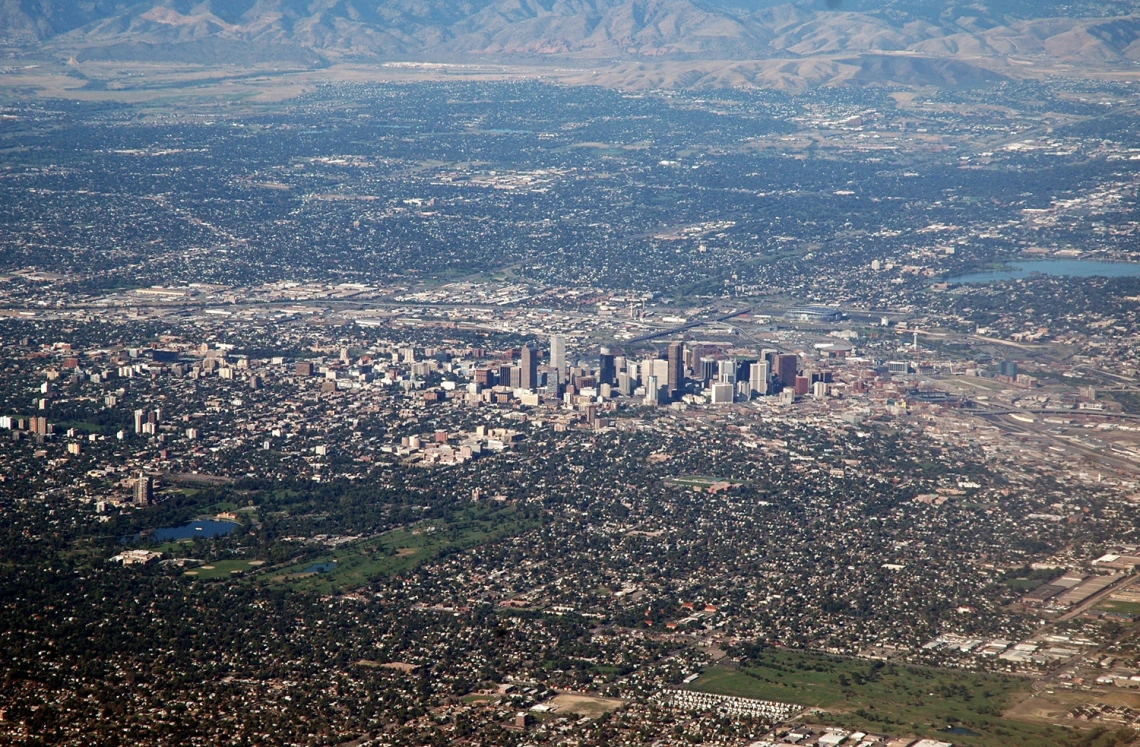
[1005,684,1140,723]
[666,476,748,488]
[542,693,625,719]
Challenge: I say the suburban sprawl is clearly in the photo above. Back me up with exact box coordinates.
[1,74,1139,747]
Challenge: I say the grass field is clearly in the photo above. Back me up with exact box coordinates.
[689,650,1082,747]
[264,505,540,593]
[185,558,266,580]
[1095,600,1140,617]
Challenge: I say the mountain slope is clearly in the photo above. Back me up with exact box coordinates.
[2,0,1138,82]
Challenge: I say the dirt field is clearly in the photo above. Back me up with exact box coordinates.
[1004,684,1140,724]
[541,693,625,719]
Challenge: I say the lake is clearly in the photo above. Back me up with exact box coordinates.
[303,561,338,574]
[150,519,239,542]
[947,259,1140,284]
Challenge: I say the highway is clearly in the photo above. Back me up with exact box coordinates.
[622,307,753,344]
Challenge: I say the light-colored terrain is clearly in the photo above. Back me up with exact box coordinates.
[1,0,1139,95]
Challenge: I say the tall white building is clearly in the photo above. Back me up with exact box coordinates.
[749,361,770,396]
[718,358,737,385]
[644,375,660,405]
[550,334,566,382]
[617,372,633,396]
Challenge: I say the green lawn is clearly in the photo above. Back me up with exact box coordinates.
[186,558,265,580]
[689,650,1080,747]
[56,420,107,434]
[263,505,540,593]
[1095,600,1140,616]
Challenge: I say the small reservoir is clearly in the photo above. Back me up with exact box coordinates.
[947,259,1140,284]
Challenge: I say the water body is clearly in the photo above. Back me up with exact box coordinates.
[947,259,1140,284]
[303,561,337,574]
[150,519,239,542]
[946,726,981,737]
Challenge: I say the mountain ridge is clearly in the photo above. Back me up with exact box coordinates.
[2,1,1138,90]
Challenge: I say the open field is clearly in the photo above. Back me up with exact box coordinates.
[689,650,1086,747]
[1005,685,1140,724]
[540,693,626,719]
[666,476,749,488]
[264,505,540,593]
[184,558,265,580]
[1096,600,1140,617]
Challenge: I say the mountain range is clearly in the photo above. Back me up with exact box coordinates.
[1,0,1138,87]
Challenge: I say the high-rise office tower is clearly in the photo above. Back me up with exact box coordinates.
[718,358,737,385]
[550,335,566,377]
[617,372,633,397]
[598,348,616,386]
[750,361,770,396]
[667,342,684,400]
[736,359,755,385]
[699,357,717,385]
[521,345,538,391]
[776,354,798,388]
[644,374,660,406]
[711,382,734,405]
[688,345,703,376]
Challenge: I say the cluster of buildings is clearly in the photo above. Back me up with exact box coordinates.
[654,689,802,721]
[3,73,1140,747]
[390,426,523,466]
[753,725,940,747]
[461,334,819,412]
